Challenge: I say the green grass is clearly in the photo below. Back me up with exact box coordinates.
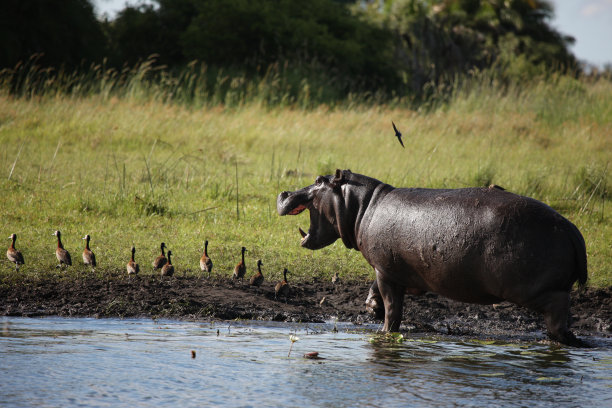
[0,68,610,287]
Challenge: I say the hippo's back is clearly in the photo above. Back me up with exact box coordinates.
[363,186,586,303]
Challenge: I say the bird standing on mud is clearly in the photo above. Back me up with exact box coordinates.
[275,268,290,301]
[127,246,139,276]
[249,259,264,288]
[233,246,247,284]
[200,240,213,278]
[7,233,24,271]
[161,250,174,277]
[82,234,96,271]
[53,230,72,268]
[392,121,404,148]
[152,242,167,271]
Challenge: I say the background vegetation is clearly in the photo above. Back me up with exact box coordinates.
[0,65,610,286]
[0,0,610,287]
[0,0,591,100]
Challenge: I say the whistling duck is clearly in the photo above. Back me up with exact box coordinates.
[127,246,140,275]
[152,242,167,271]
[7,233,24,271]
[332,271,340,285]
[275,268,290,301]
[82,234,96,271]
[54,230,72,268]
[200,240,213,278]
[233,246,247,284]
[161,250,174,277]
[249,259,264,287]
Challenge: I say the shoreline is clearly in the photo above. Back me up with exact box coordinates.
[2,273,610,343]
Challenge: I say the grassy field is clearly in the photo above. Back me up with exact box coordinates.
[0,70,610,287]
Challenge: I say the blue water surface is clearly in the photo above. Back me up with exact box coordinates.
[0,317,610,407]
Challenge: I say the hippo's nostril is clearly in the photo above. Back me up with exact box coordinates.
[280,191,290,200]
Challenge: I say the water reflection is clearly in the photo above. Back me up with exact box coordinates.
[364,335,610,407]
[0,317,610,408]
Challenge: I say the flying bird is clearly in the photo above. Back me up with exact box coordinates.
[392,121,404,148]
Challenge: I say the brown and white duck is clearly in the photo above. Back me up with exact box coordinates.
[7,233,24,271]
[275,268,290,301]
[53,230,72,268]
[82,234,96,271]
[233,246,247,284]
[249,259,264,288]
[161,250,174,277]
[127,246,140,275]
[152,242,167,271]
[200,240,213,278]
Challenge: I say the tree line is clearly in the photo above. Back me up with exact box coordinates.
[0,0,580,98]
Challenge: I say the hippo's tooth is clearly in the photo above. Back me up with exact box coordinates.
[299,227,307,239]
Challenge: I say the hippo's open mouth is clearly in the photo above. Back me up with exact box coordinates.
[277,190,317,248]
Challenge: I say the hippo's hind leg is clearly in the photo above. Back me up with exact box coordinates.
[376,272,405,332]
[526,291,587,347]
[365,279,385,320]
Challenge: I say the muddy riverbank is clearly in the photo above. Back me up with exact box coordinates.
[1,272,610,343]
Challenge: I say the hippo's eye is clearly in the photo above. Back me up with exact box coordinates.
[315,176,326,185]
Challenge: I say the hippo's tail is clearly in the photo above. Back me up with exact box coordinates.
[567,221,588,288]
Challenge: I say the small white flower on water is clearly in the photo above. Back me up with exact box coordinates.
[290,335,300,343]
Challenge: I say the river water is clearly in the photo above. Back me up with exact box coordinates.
[0,317,610,407]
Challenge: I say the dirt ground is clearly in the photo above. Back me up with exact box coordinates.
[1,272,610,344]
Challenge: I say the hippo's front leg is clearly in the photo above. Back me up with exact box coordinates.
[376,271,405,332]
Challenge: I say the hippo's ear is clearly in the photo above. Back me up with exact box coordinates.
[315,175,327,185]
[332,169,349,187]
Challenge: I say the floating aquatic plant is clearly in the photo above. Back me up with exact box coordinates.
[369,332,405,344]
[288,334,299,357]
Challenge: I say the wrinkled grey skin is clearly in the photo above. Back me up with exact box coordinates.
[277,170,588,346]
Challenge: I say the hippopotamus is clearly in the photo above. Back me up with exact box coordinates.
[277,169,588,346]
